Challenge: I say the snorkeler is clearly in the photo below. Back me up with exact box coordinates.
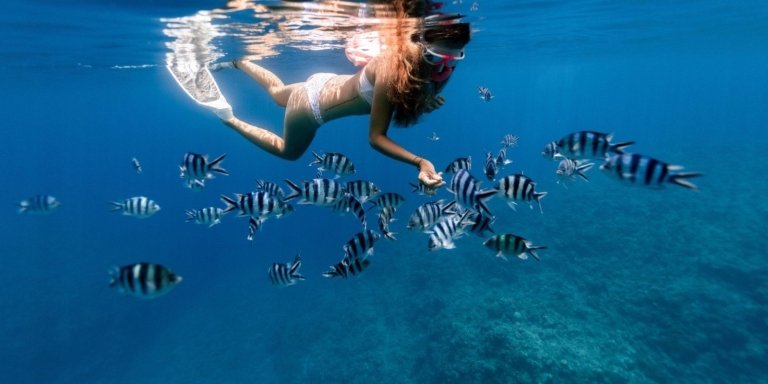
[208,20,471,191]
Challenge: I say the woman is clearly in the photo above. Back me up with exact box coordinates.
[212,21,471,190]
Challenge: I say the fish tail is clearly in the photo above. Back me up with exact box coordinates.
[475,189,496,217]
[184,210,196,222]
[576,162,594,181]
[409,182,420,193]
[208,154,229,175]
[283,179,302,201]
[108,266,120,287]
[219,194,239,214]
[669,172,703,190]
[610,141,635,154]
[17,201,29,213]
[108,201,123,212]
[527,245,547,261]
[309,151,323,166]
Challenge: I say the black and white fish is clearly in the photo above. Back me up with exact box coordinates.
[247,217,263,241]
[478,86,493,102]
[109,196,161,218]
[407,200,457,232]
[18,195,61,214]
[427,211,475,251]
[309,152,356,177]
[343,180,380,203]
[556,157,594,185]
[343,230,381,261]
[484,151,498,181]
[185,207,226,227]
[284,178,345,206]
[109,262,182,299]
[465,211,496,238]
[600,153,702,190]
[221,192,293,219]
[483,234,546,261]
[179,152,228,183]
[378,209,397,240]
[495,148,512,167]
[428,131,440,141]
[501,134,519,148]
[444,156,472,173]
[542,131,633,161]
[367,192,406,211]
[322,257,371,278]
[268,254,305,287]
[448,169,496,216]
[409,181,438,196]
[255,179,285,200]
[131,157,142,174]
[332,194,367,229]
[494,174,547,213]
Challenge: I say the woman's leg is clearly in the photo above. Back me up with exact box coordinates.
[222,88,318,161]
[234,59,299,107]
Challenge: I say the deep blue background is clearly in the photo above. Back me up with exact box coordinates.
[1,1,766,383]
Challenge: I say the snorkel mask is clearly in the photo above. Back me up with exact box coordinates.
[422,45,464,82]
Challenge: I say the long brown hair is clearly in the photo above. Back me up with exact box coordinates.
[385,20,471,127]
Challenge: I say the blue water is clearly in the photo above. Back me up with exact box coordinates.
[2,1,767,383]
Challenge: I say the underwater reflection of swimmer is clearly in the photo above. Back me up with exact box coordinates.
[208,20,470,190]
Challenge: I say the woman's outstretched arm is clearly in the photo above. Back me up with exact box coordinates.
[368,80,444,190]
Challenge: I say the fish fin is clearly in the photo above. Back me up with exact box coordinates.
[108,266,120,287]
[506,201,518,211]
[496,252,509,262]
[475,189,496,217]
[219,194,239,214]
[208,219,220,228]
[309,151,323,166]
[610,141,635,154]
[108,201,124,212]
[208,153,229,175]
[283,179,302,201]
[443,241,456,250]
[669,172,702,190]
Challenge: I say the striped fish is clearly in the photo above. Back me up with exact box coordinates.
[179,152,228,181]
[109,262,182,299]
[600,153,702,190]
[18,195,61,214]
[409,181,438,196]
[109,196,160,218]
[444,156,472,173]
[309,152,356,177]
[268,254,305,287]
[332,194,367,229]
[501,134,519,148]
[247,217,263,242]
[344,180,380,203]
[255,179,285,200]
[378,210,397,240]
[131,157,142,174]
[484,151,498,181]
[465,211,496,238]
[343,230,381,261]
[221,192,293,219]
[427,211,475,251]
[185,207,226,227]
[284,178,345,206]
[542,131,633,161]
[406,200,457,232]
[483,234,546,261]
[448,169,496,217]
[322,257,371,278]
[367,192,406,211]
[495,147,512,167]
[494,174,547,213]
[556,157,594,185]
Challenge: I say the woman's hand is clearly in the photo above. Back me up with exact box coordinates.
[424,95,445,113]
[417,159,445,194]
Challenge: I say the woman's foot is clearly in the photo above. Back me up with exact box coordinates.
[209,60,236,72]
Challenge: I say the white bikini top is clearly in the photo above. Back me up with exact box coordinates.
[358,66,374,106]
